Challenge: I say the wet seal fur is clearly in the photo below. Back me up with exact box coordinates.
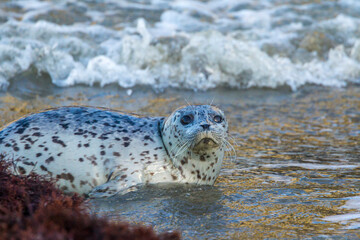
[0,105,229,197]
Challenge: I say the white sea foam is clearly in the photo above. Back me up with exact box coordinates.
[323,196,360,229]
[323,213,360,222]
[342,196,360,211]
[260,163,360,170]
[0,0,360,91]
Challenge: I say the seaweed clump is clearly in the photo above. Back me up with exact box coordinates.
[0,156,180,240]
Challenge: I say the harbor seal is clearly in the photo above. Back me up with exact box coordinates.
[0,105,229,197]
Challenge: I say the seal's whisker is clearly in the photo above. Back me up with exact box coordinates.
[170,135,194,154]
[174,141,188,156]
[184,98,192,107]
[209,98,215,106]
[227,133,243,147]
[223,139,237,161]
[174,141,191,158]
[174,139,191,155]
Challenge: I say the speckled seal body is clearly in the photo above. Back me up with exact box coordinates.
[0,105,228,197]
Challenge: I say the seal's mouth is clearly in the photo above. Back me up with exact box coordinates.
[198,137,217,145]
[192,136,219,153]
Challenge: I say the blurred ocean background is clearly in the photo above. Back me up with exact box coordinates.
[0,0,359,239]
[1,0,360,92]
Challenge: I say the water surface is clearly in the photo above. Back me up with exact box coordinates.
[1,85,359,239]
[0,0,359,239]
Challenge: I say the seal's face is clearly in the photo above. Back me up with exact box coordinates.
[162,105,228,158]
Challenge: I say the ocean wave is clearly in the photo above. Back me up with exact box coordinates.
[1,0,360,91]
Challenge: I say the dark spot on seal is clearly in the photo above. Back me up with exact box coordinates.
[40,165,48,171]
[123,142,130,147]
[88,131,97,137]
[45,156,54,164]
[100,151,106,156]
[32,132,43,137]
[56,173,74,182]
[24,144,31,150]
[144,135,154,142]
[79,158,84,162]
[98,134,109,140]
[74,129,86,135]
[84,143,90,148]
[113,152,120,157]
[52,136,67,147]
[23,161,35,166]
[13,146,19,152]
[14,119,30,134]
[18,166,26,174]
[103,159,110,165]
[36,153,42,157]
[196,170,201,179]
[171,174,178,180]
[60,123,70,129]
[180,157,188,165]
[25,137,36,145]
[140,151,149,156]
[80,180,89,187]
[200,155,206,161]
[120,175,127,180]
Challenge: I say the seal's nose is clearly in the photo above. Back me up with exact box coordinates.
[201,124,210,130]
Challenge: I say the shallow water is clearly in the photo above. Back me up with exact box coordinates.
[1,85,359,239]
[0,0,360,239]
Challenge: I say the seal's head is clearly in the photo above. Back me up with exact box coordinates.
[161,105,228,162]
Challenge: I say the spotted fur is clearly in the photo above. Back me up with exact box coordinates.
[0,105,228,197]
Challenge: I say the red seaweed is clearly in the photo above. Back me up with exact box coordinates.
[0,155,180,240]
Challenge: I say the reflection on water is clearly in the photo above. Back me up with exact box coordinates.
[0,85,359,239]
[90,184,226,238]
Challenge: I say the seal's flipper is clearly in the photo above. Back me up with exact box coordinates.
[88,181,141,198]
[88,173,140,198]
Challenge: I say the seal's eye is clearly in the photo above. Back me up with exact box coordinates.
[181,115,193,125]
[213,115,223,123]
